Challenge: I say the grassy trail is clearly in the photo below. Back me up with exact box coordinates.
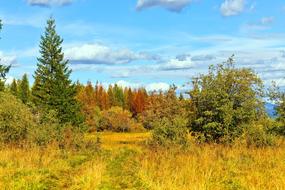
[98,148,149,190]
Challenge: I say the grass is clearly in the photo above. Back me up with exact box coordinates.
[0,132,285,189]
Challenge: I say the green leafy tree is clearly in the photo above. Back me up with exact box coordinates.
[269,82,285,128]
[189,55,265,143]
[32,18,82,125]
[19,74,30,104]
[277,95,285,125]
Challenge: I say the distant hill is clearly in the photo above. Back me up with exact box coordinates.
[265,102,277,118]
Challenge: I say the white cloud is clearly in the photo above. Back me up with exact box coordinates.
[146,82,170,91]
[160,54,195,71]
[220,0,245,16]
[27,0,72,7]
[5,76,14,85]
[114,80,170,92]
[0,52,17,66]
[136,0,192,12]
[65,43,158,65]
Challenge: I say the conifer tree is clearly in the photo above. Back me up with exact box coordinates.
[33,18,82,125]
[10,79,18,96]
[107,85,114,107]
[19,74,30,104]
[0,20,11,91]
[113,84,125,107]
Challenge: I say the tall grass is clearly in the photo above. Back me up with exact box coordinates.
[0,144,105,189]
[138,144,285,190]
[0,133,285,189]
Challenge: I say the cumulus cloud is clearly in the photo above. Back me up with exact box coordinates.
[65,43,158,65]
[114,80,170,92]
[136,0,192,12]
[160,54,195,71]
[27,0,72,7]
[220,0,245,16]
[0,52,17,66]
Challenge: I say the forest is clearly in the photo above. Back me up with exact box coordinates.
[0,17,285,190]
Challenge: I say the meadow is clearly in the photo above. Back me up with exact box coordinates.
[1,132,285,190]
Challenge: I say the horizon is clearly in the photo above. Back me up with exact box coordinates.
[0,0,285,92]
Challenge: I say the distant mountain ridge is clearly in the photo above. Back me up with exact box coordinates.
[265,102,277,118]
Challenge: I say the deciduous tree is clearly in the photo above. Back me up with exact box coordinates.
[189,55,265,143]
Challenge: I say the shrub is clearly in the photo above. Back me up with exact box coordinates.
[28,110,60,146]
[100,107,144,132]
[0,92,35,143]
[88,106,102,132]
[28,111,86,149]
[151,117,189,147]
[243,124,276,147]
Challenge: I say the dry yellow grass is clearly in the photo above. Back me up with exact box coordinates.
[0,133,285,189]
[0,144,105,189]
[138,145,285,190]
[87,132,150,150]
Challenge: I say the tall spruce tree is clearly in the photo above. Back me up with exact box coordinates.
[33,18,82,125]
[0,20,11,91]
[10,79,18,96]
[19,74,30,104]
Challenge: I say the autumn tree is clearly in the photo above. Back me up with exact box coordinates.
[32,18,82,125]
[124,87,134,111]
[132,88,147,116]
[76,81,99,128]
[141,86,187,129]
[189,55,265,143]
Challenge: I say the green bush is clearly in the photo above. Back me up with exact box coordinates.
[243,124,276,147]
[0,92,35,143]
[151,117,189,147]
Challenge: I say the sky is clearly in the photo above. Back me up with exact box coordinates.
[0,0,285,92]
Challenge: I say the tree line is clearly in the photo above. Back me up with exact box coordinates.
[0,18,284,147]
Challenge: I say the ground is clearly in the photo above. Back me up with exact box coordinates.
[0,132,285,190]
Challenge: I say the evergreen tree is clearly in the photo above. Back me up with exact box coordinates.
[113,84,125,107]
[10,79,18,96]
[33,18,82,125]
[19,74,30,104]
[107,85,114,107]
[0,20,11,91]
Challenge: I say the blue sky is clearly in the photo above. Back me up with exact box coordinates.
[0,0,285,91]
